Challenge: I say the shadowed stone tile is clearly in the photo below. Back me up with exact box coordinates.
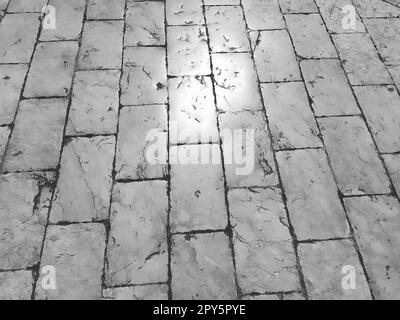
[36,223,106,300]
[0,13,40,63]
[167,25,210,76]
[383,154,400,196]
[315,0,365,33]
[212,53,262,112]
[170,145,227,232]
[166,0,204,26]
[301,59,359,117]
[103,284,168,300]
[243,292,305,300]
[0,271,33,300]
[0,172,55,270]
[121,47,167,105]
[0,126,10,160]
[24,41,78,97]
[364,18,400,66]
[205,6,250,53]
[3,99,67,172]
[229,188,300,293]
[299,240,371,300]
[40,0,85,41]
[277,149,349,240]
[50,136,115,223]
[125,1,165,46]
[171,233,237,299]
[87,0,125,19]
[354,85,400,153]
[218,111,278,187]
[242,0,284,30]
[106,181,168,286]
[318,116,391,195]
[333,34,392,85]
[352,0,400,18]
[169,76,218,144]
[253,30,301,82]
[286,14,337,58]
[7,0,46,12]
[78,21,123,70]
[279,0,318,13]
[66,70,120,135]
[0,65,28,125]
[116,105,168,180]
[345,195,400,300]
[261,82,322,150]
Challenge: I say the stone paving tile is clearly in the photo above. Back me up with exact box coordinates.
[50,136,115,223]
[0,172,55,270]
[299,240,372,300]
[167,25,210,76]
[0,270,32,300]
[242,0,285,30]
[277,149,349,240]
[116,105,168,180]
[279,0,318,13]
[0,0,8,16]
[300,59,359,117]
[354,85,400,153]
[344,195,400,300]
[166,0,204,26]
[40,0,85,41]
[169,76,218,144]
[171,233,237,300]
[106,181,168,286]
[87,0,125,20]
[66,70,120,136]
[252,30,301,82]
[318,116,391,195]
[285,14,337,59]
[7,0,46,12]
[218,111,278,187]
[24,41,78,98]
[125,1,165,46]
[103,284,169,300]
[364,18,400,67]
[228,188,300,293]
[170,145,227,232]
[388,65,400,89]
[383,154,400,196]
[261,82,322,150]
[205,6,250,53]
[2,99,67,172]
[243,292,305,300]
[0,64,28,125]
[212,53,262,112]
[35,223,106,300]
[0,13,40,63]
[204,0,240,6]
[121,47,167,105]
[78,21,124,70]
[353,0,400,18]
[315,0,365,33]
[333,33,393,85]
[0,126,10,160]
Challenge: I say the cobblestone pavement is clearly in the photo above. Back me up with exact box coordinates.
[0,0,400,300]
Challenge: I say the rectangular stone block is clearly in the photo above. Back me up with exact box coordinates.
[279,0,318,13]
[0,271,33,300]
[242,0,285,30]
[103,284,168,300]
[7,0,47,12]
[352,0,400,18]
[166,0,204,26]
[106,181,168,286]
[87,0,125,19]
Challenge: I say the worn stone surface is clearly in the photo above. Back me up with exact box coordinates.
[299,240,372,300]
[87,0,125,20]
[7,0,47,12]
[261,82,322,150]
[50,136,115,223]
[0,270,33,300]
[229,188,300,293]
[116,105,168,180]
[24,41,78,98]
[243,292,305,300]
[345,196,400,300]
[319,116,391,195]
[277,149,349,240]
[106,181,168,286]
[103,284,169,300]
[279,0,318,13]
[166,0,204,26]
[36,223,106,300]
[66,70,120,136]
[242,0,284,30]
[0,126,10,160]
[353,0,400,18]
[388,65,400,89]
[3,99,67,172]
[0,172,55,270]
[383,154,400,197]
[171,233,237,300]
